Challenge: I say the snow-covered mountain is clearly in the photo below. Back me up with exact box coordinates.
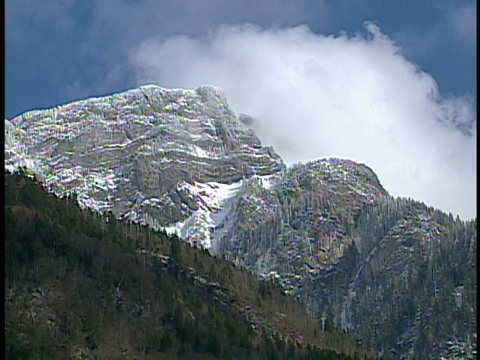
[5,85,284,248]
[5,85,476,359]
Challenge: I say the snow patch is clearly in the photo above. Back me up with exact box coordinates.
[257,173,276,190]
[161,179,243,250]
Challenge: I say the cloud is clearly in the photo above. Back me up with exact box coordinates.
[87,0,327,67]
[6,0,327,115]
[130,22,476,220]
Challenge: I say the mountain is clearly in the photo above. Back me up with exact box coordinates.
[5,85,284,248]
[5,171,369,359]
[5,85,477,359]
[217,161,477,359]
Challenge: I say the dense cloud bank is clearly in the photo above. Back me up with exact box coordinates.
[131,23,476,219]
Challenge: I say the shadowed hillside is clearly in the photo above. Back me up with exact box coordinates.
[5,170,373,359]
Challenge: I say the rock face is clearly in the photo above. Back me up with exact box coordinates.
[213,157,476,359]
[5,85,476,359]
[219,166,477,359]
[5,85,284,246]
[215,158,387,274]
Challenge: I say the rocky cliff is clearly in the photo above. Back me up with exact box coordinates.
[5,85,284,247]
[5,85,476,359]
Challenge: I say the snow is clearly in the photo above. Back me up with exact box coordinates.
[161,179,243,250]
[5,164,17,174]
[257,174,276,190]
[192,145,212,159]
[163,221,186,236]
[5,83,285,257]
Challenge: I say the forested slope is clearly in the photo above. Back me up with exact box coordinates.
[5,171,371,359]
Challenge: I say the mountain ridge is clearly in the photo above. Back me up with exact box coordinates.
[5,84,476,359]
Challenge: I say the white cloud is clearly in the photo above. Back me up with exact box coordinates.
[130,22,476,220]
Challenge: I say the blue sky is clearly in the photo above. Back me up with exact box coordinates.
[5,0,477,219]
[6,0,476,118]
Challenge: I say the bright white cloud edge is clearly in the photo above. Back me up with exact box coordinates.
[130,22,476,220]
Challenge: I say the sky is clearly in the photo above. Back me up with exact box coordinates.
[6,0,477,220]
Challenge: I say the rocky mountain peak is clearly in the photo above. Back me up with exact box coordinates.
[5,85,285,248]
[4,85,476,359]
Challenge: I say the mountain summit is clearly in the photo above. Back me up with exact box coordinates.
[5,85,476,359]
[5,85,284,248]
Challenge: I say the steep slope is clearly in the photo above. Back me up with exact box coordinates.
[5,171,370,359]
[5,85,284,248]
[216,158,388,274]
[215,159,476,359]
[5,85,477,359]
[344,200,476,359]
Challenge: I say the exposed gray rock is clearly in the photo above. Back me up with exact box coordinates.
[5,85,476,359]
[5,84,285,231]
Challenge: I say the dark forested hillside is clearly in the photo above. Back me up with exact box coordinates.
[5,171,372,359]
